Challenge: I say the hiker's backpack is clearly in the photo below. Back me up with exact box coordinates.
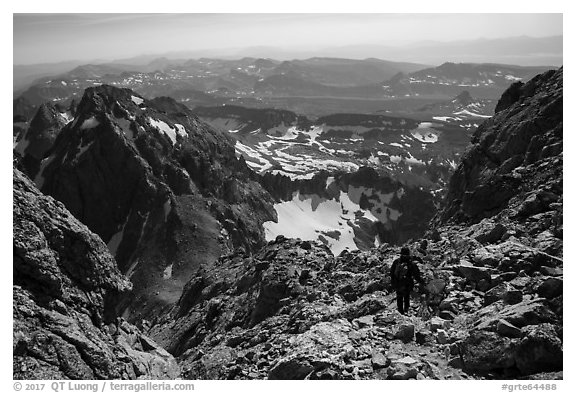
[395,259,410,282]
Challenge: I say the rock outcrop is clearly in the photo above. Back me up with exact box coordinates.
[13,168,179,379]
[149,238,464,380]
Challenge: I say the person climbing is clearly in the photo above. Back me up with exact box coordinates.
[390,246,425,315]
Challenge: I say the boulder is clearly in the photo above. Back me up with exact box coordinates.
[415,331,435,346]
[268,356,316,380]
[496,320,523,338]
[447,357,464,369]
[387,365,418,380]
[460,330,515,372]
[454,263,493,283]
[540,266,563,277]
[537,277,563,299]
[475,298,557,332]
[484,283,523,306]
[394,323,415,343]
[436,329,449,345]
[499,299,558,328]
[513,324,563,375]
[471,247,502,267]
[371,351,389,369]
[428,317,450,332]
[387,357,419,380]
[468,220,508,244]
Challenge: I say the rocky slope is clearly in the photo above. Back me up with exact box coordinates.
[13,168,179,379]
[148,233,561,379]
[17,85,276,321]
[145,68,562,380]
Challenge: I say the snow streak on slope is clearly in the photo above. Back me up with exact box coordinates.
[149,117,179,145]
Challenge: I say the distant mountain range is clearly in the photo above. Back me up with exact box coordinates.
[13,56,555,122]
[319,36,563,67]
[14,36,562,91]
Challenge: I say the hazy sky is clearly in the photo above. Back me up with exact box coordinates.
[14,13,563,65]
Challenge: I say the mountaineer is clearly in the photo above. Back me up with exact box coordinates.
[390,246,425,315]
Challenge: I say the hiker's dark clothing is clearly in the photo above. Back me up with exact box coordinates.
[390,254,424,314]
[396,290,411,314]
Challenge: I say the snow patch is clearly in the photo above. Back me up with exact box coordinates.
[263,192,359,255]
[163,199,172,222]
[163,264,173,280]
[411,122,439,143]
[131,95,144,105]
[59,111,74,124]
[264,185,401,255]
[432,116,455,122]
[149,118,178,145]
[453,109,491,118]
[80,117,100,130]
[107,219,128,257]
[174,124,188,138]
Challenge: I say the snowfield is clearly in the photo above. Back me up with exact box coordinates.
[411,122,440,143]
[264,185,402,255]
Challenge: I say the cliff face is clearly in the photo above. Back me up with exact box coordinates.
[439,68,562,224]
[13,168,179,379]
